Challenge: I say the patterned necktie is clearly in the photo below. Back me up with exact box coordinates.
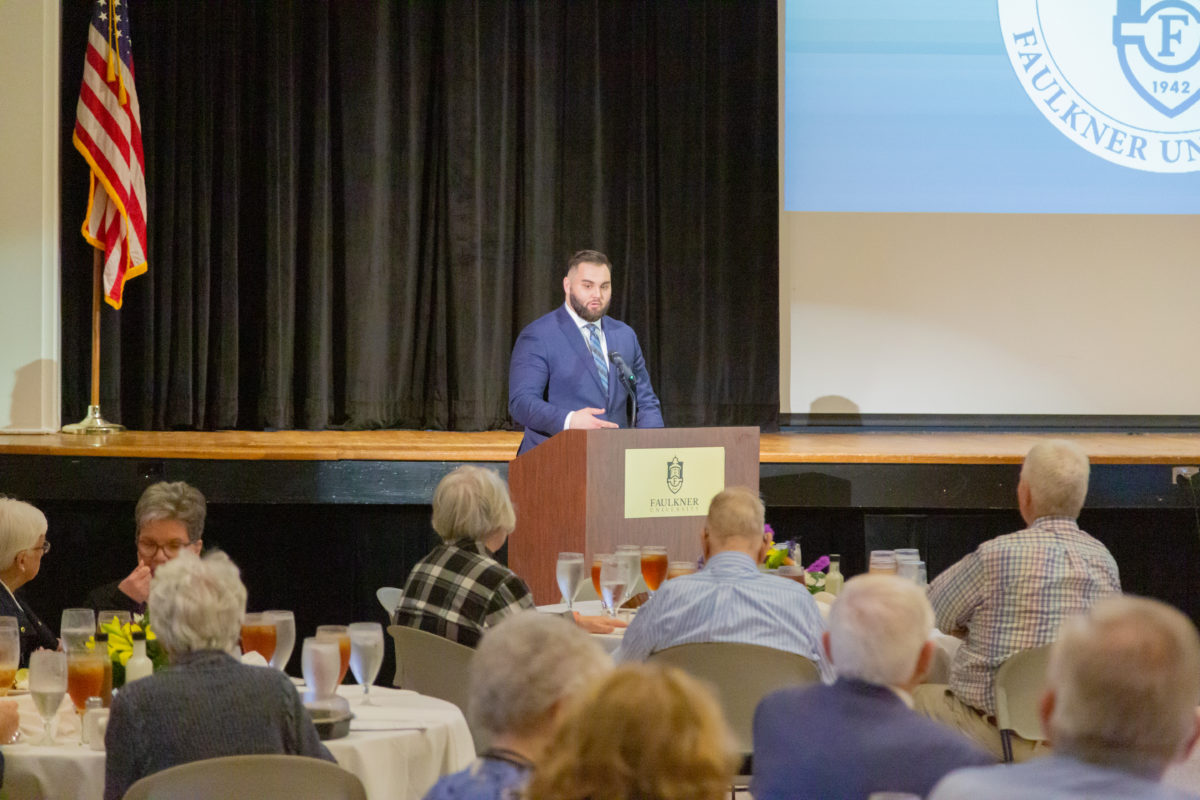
[586,323,609,394]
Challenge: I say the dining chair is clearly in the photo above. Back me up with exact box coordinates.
[994,642,1054,762]
[121,754,366,800]
[647,642,821,778]
[376,586,403,620]
[387,624,488,751]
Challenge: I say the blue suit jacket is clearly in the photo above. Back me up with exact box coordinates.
[752,678,993,800]
[509,306,664,454]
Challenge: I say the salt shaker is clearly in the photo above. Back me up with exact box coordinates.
[81,697,104,745]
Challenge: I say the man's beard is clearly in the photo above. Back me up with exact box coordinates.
[569,291,609,323]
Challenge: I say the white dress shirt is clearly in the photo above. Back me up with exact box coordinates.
[561,301,609,430]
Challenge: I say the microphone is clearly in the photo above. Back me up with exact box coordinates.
[609,351,638,429]
[609,351,637,387]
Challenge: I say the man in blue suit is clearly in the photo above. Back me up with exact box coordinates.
[509,250,663,454]
[752,575,991,800]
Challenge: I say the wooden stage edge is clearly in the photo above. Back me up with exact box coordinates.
[4,429,1200,464]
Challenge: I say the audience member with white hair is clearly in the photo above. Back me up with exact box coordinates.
[423,611,611,800]
[914,439,1121,760]
[103,550,333,800]
[752,575,991,800]
[930,595,1200,800]
[395,465,620,648]
[0,497,57,666]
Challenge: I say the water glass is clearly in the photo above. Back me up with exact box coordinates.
[29,650,67,745]
[895,548,920,564]
[97,610,131,633]
[301,637,341,700]
[556,552,585,611]
[897,559,920,582]
[597,555,625,617]
[60,608,96,653]
[615,544,641,606]
[348,622,384,705]
[868,550,897,575]
[265,610,296,672]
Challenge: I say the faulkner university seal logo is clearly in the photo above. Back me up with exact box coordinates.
[998,0,1200,172]
[666,456,684,495]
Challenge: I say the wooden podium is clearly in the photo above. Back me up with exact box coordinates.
[508,426,759,603]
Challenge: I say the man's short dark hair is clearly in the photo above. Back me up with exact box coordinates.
[566,250,611,275]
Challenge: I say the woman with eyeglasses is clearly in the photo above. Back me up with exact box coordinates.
[84,481,206,615]
[0,498,58,666]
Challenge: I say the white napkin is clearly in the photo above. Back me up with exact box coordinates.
[17,694,80,743]
[240,651,269,667]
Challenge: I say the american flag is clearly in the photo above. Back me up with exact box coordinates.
[73,0,147,310]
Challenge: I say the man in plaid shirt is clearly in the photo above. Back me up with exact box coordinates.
[913,439,1121,762]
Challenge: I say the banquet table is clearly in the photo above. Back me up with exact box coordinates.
[541,595,963,683]
[1,683,474,800]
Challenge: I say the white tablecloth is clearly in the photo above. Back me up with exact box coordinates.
[1,684,474,800]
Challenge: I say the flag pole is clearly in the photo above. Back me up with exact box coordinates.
[62,248,125,434]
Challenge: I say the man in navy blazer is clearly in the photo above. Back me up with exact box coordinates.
[509,250,663,455]
[752,575,992,800]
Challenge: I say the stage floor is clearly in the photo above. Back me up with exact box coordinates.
[2,429,1200,464]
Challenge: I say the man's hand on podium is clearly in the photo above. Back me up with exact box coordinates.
[569,407,619,430]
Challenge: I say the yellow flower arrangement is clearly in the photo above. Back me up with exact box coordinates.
[96,616,157,666]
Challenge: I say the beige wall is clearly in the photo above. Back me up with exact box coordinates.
[780,212,1200,416]
[0,0,61,431]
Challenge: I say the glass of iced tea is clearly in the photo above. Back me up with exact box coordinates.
[591,554,612,599]
[777,565,807,584]
[640,546,669,594]
[67,649,106,742]
[240,613,278,662]
[868,550,897,575]
[0,624,17,696]
[667,561,697,580]
[316,625,351,685]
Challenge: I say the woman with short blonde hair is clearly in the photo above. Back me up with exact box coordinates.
[396,466,622,647]
[526,663,737,800]
[395,466,535,647]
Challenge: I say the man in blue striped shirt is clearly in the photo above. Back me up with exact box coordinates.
[613,486,832,681]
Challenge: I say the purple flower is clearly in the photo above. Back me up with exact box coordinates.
[806,555,829,573]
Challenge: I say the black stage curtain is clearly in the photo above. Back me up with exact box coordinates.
[60,1,778,432]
